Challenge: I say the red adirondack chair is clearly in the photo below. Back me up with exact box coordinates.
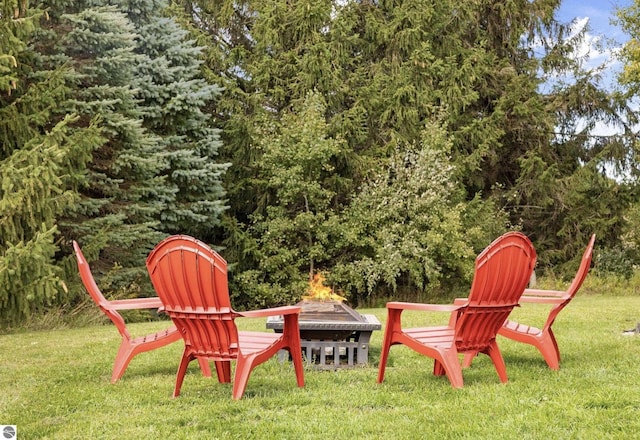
[73,241,211,382]
[493,234,596,370]
[146,235,305,399]
[377,231,537,388]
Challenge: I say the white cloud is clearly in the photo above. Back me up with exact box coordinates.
[566,17,621,72]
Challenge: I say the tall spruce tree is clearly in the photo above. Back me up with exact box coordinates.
[124,0,228,241]
[509,3,635,269]
[41,0,227,297]
[0,0,102,325]
[52,4,168,293]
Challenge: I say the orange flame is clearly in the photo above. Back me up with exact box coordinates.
[303,273,346,302]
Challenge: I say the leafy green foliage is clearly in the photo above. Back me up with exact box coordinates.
[231,92,345,306]
[172,0,638,307]
[332,122,506,301]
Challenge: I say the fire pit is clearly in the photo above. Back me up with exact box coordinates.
[267,275,380,369]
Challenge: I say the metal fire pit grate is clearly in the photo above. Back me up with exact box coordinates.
[266,300,381,369]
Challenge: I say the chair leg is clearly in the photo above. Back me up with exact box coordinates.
[111,339,135,383]
[290,348,305,388]
[549,329,560,363]
[433,359,446,376]
[232,355,256,400]
[287,340,305,388]
[485,341,509,383]
[378,309,401,383]
[173,350,192,398]
[433,346,464,388]
[537,331,561,370]
[282,317,305,387]
[214,361,231,383]
[434,350,464,388]
[462,352,477,368]
[377,327,394,383]
[198,359,212,378]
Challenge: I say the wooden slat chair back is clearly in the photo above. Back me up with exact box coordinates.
[73,241,211,383]
[536,234,596,332]
[377,231,537,388]
[454,233,540,353]
[146,235,305,399]
[146,236,239,360]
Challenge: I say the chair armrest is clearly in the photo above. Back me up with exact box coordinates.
[387,301,461,313]
[519,296,567,304]
[238,305,301,318]
[523,289,566,297]
[453,298,468,306]
[110,297,163,310]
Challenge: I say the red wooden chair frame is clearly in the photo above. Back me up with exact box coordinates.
[492,234,595,370]
[377,232,537,388]
[146,235,305,399]
[73,241,211,382]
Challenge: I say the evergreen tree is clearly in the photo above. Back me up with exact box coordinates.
[173,0,635,304]
[605,0,640,275]
[51,4,168,293]
[124,0,228,240]
[615,1,640,183]
[510,4,636,268]
[233,92,346,306]
[0,0,102,325]
[42,0,227,296]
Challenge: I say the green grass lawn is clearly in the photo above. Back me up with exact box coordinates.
[1,294,639,439]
